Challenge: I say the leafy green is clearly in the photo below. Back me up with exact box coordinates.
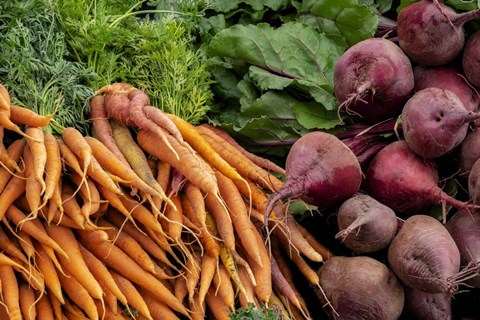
[397,0,479,12]
[229,303,281,320]
[0,0,96,135]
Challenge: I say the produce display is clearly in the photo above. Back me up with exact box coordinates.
[1,0,480,320]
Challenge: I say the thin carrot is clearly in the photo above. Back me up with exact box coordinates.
[78,243,128,308]
[23,144,43,219]
[87,156,123,195]
[77,229,189,317]
[47,290,63,320]
[46,224,104,303]
[189,292,205,320]
[58,269,99,320]
[118,193,165,235]
[198,252,217,308]
[295,222,334,261]
[9,104,53,127]
[33,241,65,304]
[211,260,235,311]
[237,264,257,309]
[156,161,171,192]
[5,204,68,259]
[0,112,40,141]
[143,107,185,145]
[61,183,87,228]
[61,127,92,175]
[57,138,83,176]
[89,95,130,167]
[205,286,232,320]
[25,126,47,194]
[43,133,62,204]
[0,226,29,265]
[0,139,25,191]
[137,287,182,320]
[185,248,202,303]
[184,182,207,229]
[110,270,153,320]
[16,230,35,262]
[69,172,101,218]
[36,294,55,320]
[219,244,252,306]
[200,123,286,175]
[19,283,37,320]
[0,83,11,114]
[173,274,188,304]
[0,265,21,320]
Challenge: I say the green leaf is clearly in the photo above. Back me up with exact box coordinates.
[358,0,393,13]
[297,0,379,47]
[207,0,289,12]
[293,100,341,130]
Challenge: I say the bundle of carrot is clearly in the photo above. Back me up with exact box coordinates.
[0,82,333,320]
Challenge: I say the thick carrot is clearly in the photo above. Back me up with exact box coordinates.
[69,172,101,218]
[137,129,220,197]
[198,252,217,308]
[110,271,153,320]
[216,171,263,267]
[0,139,25,191]
[137,287,182,320]
[84,136,162,198]
[156,161,171,192]
[0,83,11,114]
[184,182,207,229]
[9,104,52,127]
[97,218,156,274]
[77,229,189,317]
[211,260,235,311]
[58,269,99,320]
[23,144,43,218]
[19,283,37,320]
[61,182,87,228]
[205,286,232,320]
[78,243,128,308]
[89,95,130,167]
[173,274,188,304]
[0,265,22,320]
[33,241,65,304]
[201,123,286,175]
[237,264,257,308]
[61,127,92,173]
[87,156,123,195]
[46,224,104,302]
[43,133,62,204]
[0,112,40,141]
[36,294,55,320]
[25,126,47,193]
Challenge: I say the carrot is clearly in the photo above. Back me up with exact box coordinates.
[196,125,283,192]
[58,269,99,320]
[19,283,37,320]
[189,292,205,320]
[63,299,90,320]
[0,226,28,265]
[268,292,292,320]
[25,126,47,194]
[57,138,83,176]
[103,290,118,315]
[156,161,171,192]
[295,223,334,261]
[61,127,92,175]
[61,183,87,228]
[36,294,55,320]
[185,248,202,303]
[16,230,35,262]
[184,182,207,229]
[89,95,130,167]
[9,104,52,127]
[47,289,63,320]
[173,274,188,304]
[0,139,25,191]
[0,83,11,114]
[69,172,101,218]
[137,287,182,320]
[143,107,185,146]
[118,193,165,235]
[43,133,62,204]
[0,112,40,141]
[198,252,217,308]
[111,121,172,209]
[137,129,220,198]
[33,241,65,304]
[237,264,257,308]
[97,218,157,274]
[87,156,123,195]
[84,136,162,198]
[110,270,153,320]
[105,208,175,269]
[205,286,232,320]
[77,229,189,317]
[216,171,263,267]
[212,262,235,311]
[219,244,253,306]
[0,265,21,320]
[23,144,43,219]
[45,224,104,303]
[200,123,286,175]
[78,243,128,308]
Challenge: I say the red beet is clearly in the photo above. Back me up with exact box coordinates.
[460,127,480,176]
[397,0,480,65]
[264,131,362,219]
[403,287,452,320]
[335,193,398,254]
[463,31,480,87]
[333,38,414,123]
[364,140,477,216]
[401,87,480,159]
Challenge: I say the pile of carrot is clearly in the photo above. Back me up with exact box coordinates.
[0,82,332,320]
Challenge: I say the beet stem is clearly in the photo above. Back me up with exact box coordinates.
[452,9,480,26]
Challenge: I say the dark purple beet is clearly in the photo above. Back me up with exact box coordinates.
[463,31,480,87]
[397,0,480,65]
[264,131,362,219]
[414,64,479,112]
[315,256,404,320]
[469,158,480,205]
[364,140,477,216]
[445,209,480,288]
[460,127,480,176]
[335,193,398,254]
[403,286,452,320]
[333,38,414,124]
[401,87,480,159]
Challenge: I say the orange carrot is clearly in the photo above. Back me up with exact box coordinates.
[36,294,55,320]
[212,263,235,311]
[245,226,272,304]
[89,95,130,167]
[61,127,92,173]
[47,290,63,320]
[33,241,65,304]
[43,133,62,204]
[25,126,47,193]
[0,225,28,265]
[137,287,182,320]
[173,274,188,304]
[198,252,217,308]
[0,139,25,191]
[87,156,123,195]
[77,229,189,317]
[23,144,43,218]
[9,104,52,127]
[110,271,153,320]
[184,182,207,229]
[156,161,171,191]
[0,265,21,320]
[205,286,232,320]
[16,229,35,261]
[58,269,99,320]
[69,172,101,218]
[0,112,40,141]
[118,193,165,235]
[0,83,11,114]
[185,248,202,303]
[237,264,257,309]
[61,182,87,228]
[19,283,37,320]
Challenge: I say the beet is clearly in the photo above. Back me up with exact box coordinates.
[315,256,404,320]
[459,127,480,176]
[445,209,480,288]
[469,158,480,205]
[364,140,477,216]
[403,287,452,320]
[397,0,480,65]
[333,37,414,124]
[388,215,463,294]
[463,31,480,87]
[335,193,398,254]
[264,131,362,219]
[401,87,480,159]
[413,64,479,112]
